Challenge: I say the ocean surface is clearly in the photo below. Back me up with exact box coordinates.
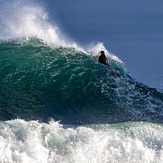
[1,1,163,163]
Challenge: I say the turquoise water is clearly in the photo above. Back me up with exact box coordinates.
[0,40,163,125]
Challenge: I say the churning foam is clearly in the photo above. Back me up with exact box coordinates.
[1,119,163,163]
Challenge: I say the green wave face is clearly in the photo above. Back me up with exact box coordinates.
[0,40,163,125]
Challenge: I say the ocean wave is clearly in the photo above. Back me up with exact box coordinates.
[0,40,163,124]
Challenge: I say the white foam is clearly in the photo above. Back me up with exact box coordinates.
[1,119,163,163]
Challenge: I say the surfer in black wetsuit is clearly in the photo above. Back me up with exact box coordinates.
[98,51,110,67]
[98,51,120,77]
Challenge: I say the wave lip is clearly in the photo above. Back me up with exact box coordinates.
[0,0,125,61]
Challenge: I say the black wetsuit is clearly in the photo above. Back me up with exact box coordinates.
[98,54,109,66]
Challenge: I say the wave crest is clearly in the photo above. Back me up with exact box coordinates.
[0,0,83,50]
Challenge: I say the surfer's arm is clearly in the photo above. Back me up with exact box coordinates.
[105,58,110,67]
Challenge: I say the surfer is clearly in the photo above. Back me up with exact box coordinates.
[98,51,120,77]
[98,51,110,67]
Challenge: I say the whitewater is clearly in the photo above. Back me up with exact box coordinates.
[0,1,163,163]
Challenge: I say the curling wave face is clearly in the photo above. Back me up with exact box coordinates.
[0,40,163,125]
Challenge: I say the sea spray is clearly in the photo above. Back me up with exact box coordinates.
[0,0,83,51]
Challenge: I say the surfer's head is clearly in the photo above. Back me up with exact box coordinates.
[100,51,105,55]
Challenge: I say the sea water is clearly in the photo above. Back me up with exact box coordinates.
[0,1,163,162]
